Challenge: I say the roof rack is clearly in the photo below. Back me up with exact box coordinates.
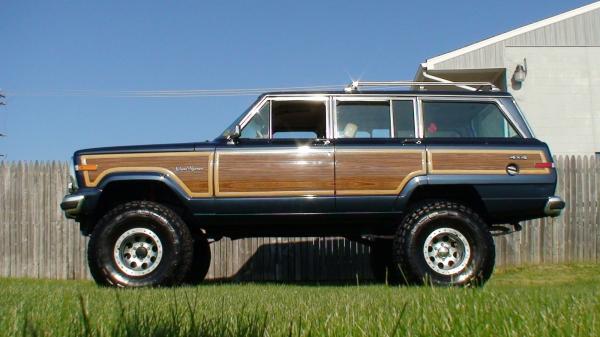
[344,81,500,93]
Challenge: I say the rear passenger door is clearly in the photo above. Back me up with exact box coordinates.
[333,97,426,212]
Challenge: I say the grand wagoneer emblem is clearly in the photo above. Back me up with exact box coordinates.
[175,166,203,172]
[509,155,528,160]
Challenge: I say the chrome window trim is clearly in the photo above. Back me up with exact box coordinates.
[268,99,273,139]
[389,99,395,138]
[334,96,395,102]
[269,96,329,101]
[332,93,510,100]
[494,99,526,138]
[416,98,425,138]
[508,98,535,138]
[414,98,422,138]
[327,96,334,139]
[236,93,523,141]
[239,97,269,130]
[390,98,418,139]
[333,96,392,139]
[418,96,527,138]
[238,95,330,140]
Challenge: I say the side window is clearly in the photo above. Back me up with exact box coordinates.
[336,101,391,138]
[272,101,327,139]
[422,101,520,138]
[392,100,416,138]
[241,101,270,139]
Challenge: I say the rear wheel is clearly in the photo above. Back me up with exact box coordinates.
[88,201,193,287]
[392,200,495,286]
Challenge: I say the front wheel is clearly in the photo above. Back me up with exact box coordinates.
[392,200,495,286]
[88,201,193,287]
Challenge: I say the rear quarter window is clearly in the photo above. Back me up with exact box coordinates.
[422,101,520,138]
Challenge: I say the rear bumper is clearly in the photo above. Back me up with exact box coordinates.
[544,196,565,217]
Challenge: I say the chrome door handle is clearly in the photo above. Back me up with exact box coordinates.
[402,138,422,145]
[313,139,331,146]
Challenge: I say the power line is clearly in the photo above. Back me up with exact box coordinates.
[3,84,345,98]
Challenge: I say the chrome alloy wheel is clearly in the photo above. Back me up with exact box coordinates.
[113,228,163,276]
[423,228,471,275]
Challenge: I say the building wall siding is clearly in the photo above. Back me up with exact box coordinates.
[505,46,600,155]
[433,9,600,70]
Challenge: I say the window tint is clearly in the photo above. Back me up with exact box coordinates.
[241,101,270,139]
[336,102,391,138]
[271,101,326,139]
[422,101,520,138]
[392,100,415,138]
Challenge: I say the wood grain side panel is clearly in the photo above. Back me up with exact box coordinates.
[81,152,213,197]
[216,151,334,196]
[335,150,426,195]
[429,150,550,174]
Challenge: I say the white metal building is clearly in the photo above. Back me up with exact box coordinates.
[414,1,600,155]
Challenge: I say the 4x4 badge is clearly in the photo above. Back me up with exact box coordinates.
[509,155,528,160]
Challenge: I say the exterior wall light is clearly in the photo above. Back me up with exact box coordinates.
[513,59,528,83]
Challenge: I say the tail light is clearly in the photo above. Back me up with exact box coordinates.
[535,162,555,169]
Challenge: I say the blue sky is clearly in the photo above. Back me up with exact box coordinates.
[0,0,592,160]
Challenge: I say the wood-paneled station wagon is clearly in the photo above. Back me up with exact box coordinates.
[61,80,564,287]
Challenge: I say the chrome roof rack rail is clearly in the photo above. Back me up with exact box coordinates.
[344,81,500,93]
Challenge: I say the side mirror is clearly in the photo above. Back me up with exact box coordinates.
[227,124,241,142]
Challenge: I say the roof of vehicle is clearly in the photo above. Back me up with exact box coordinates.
[259,90,513,97]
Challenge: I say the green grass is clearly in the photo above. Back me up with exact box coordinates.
[1,264,599,337]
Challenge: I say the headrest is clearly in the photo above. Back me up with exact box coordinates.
[343,123,358,138]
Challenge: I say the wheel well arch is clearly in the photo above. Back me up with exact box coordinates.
[92,179,190,228]
[406,185,490,222]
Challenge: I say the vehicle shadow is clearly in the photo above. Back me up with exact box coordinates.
[204,237,378,285]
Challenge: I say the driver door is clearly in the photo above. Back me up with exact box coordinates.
[213,97,335,214]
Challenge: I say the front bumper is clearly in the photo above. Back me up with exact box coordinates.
[544,196,565,217]
[60,188,101,221]
[60,194,85,219]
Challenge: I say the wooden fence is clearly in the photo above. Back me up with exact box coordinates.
[0,156,598,281]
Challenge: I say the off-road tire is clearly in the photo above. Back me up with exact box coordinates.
[88,201,193,287]
[184,235,212,284]
[392,200,495,287]
[369,239,402,284]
